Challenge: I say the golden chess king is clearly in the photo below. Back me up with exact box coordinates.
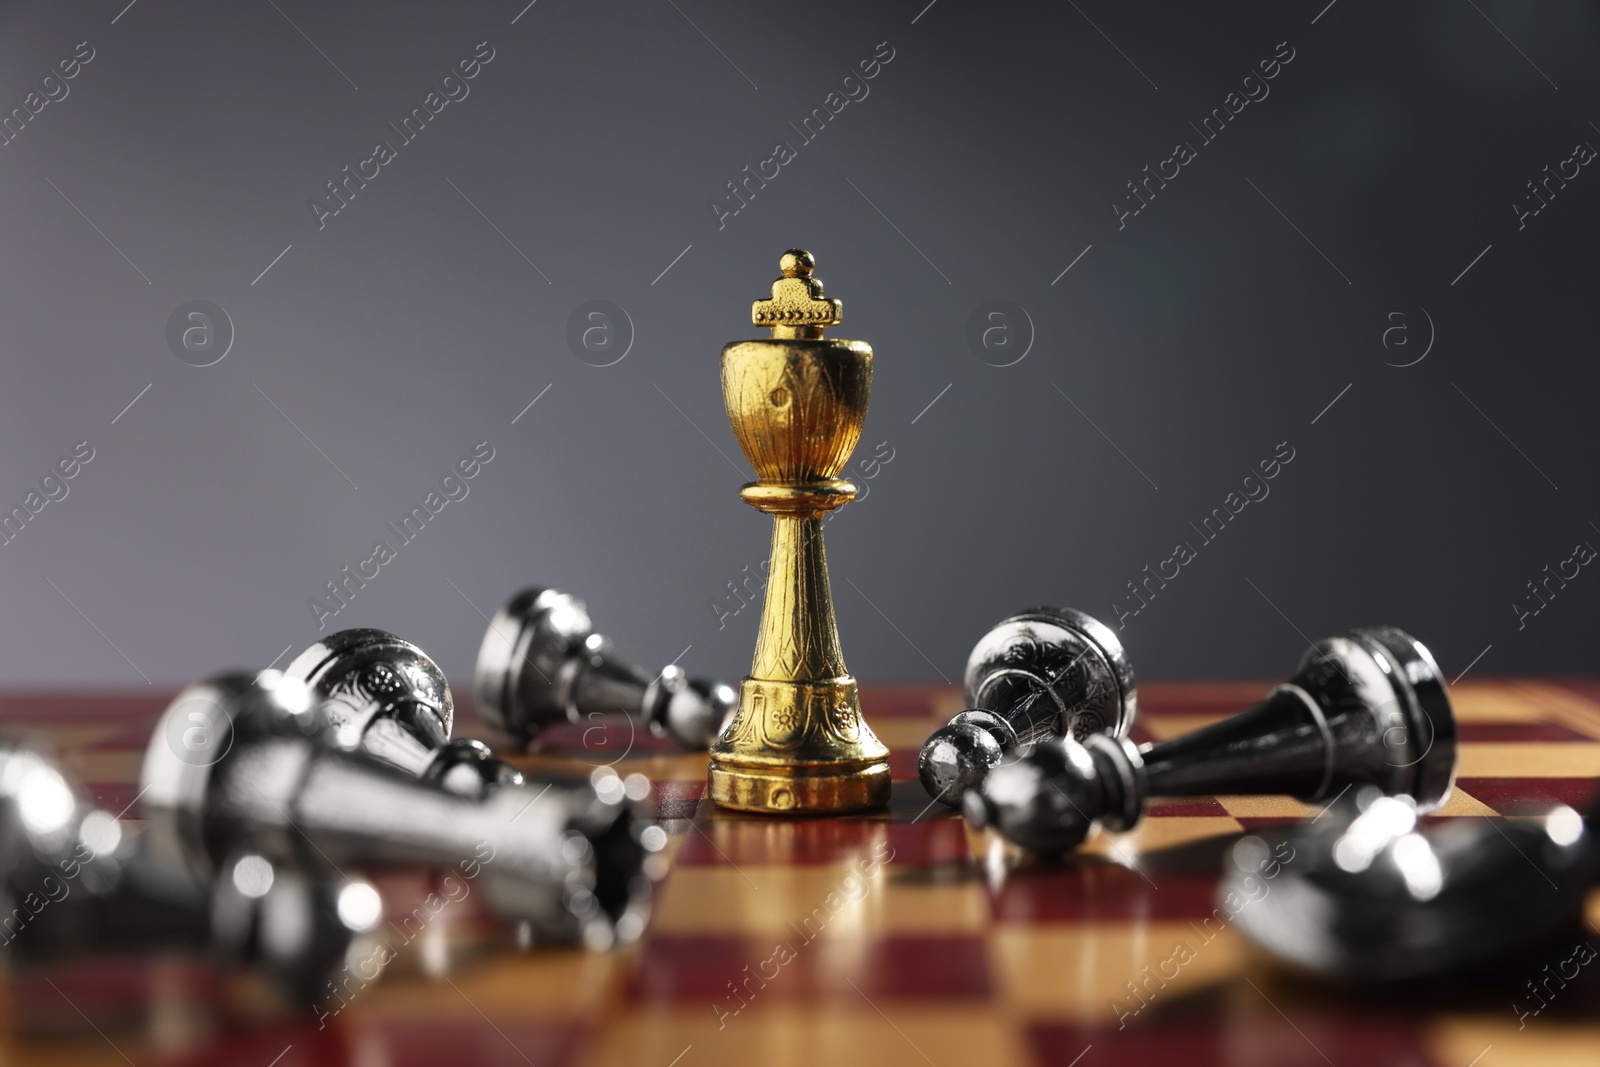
[707,249,892,815]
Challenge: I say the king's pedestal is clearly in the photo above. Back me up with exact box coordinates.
[707,249,891,815]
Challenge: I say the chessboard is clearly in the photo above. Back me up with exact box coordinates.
[2,680,1598,1067]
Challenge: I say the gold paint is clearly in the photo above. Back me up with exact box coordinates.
[708,249,891,814]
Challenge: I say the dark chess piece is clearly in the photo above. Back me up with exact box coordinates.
[285,628,523,797]
[141,670,658,949]
[963,627,1457,854]
[475,587,736,750]
[1222,788,1599,980]
[919,607,1136,806]
[0,741,376,999]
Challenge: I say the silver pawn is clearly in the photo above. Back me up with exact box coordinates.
[141,670,658,949]
[285,628,523,797]
[919,607,1135,806]
[964,627,1456,855]
[475,587,736,749]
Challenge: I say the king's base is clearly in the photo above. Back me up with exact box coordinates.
[708,758,891,815]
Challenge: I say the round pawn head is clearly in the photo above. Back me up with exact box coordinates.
[284,629,453,771]
[963,739,1100,854]
[652,668,737,749]
[425,738,525,799]
[965,607,1137,743]
[919,716,1005,804]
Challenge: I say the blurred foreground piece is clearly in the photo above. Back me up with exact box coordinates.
[476,587,735,750]
[920,607,1136,806]
[964,627,1457,854]
[287,628,523,797]
[709,249,891,814]
[141,671,658,949]
[1225,789,1599,979]
[0,741,375,997]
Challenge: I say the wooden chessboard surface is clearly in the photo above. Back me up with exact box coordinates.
[2,680,1599,1067]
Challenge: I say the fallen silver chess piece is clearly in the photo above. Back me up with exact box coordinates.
[963,627,1456,855]
[475,586,736,750]
[0,739,376,999]
[286,628,523,797]
[919,606,1136,806]
[140,670,659,949]
[1222,787,1598,979]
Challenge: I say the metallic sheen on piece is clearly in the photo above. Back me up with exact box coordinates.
[140,671,657,949]
[1223,790,1599,979]
[708,249,891,814]
[287,628,523,796]
[0,740,375,998]
[475,587,735,750]
[964,627,1458,854]
[919,607,1136,806]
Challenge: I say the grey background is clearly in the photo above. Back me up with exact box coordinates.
[2,0,1596,693]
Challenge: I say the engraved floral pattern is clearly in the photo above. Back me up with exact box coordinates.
[825,699,859,742]
[768,703,802,736]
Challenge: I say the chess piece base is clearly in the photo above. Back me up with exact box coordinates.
[707,758,892,815]
[708,676,891,814]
